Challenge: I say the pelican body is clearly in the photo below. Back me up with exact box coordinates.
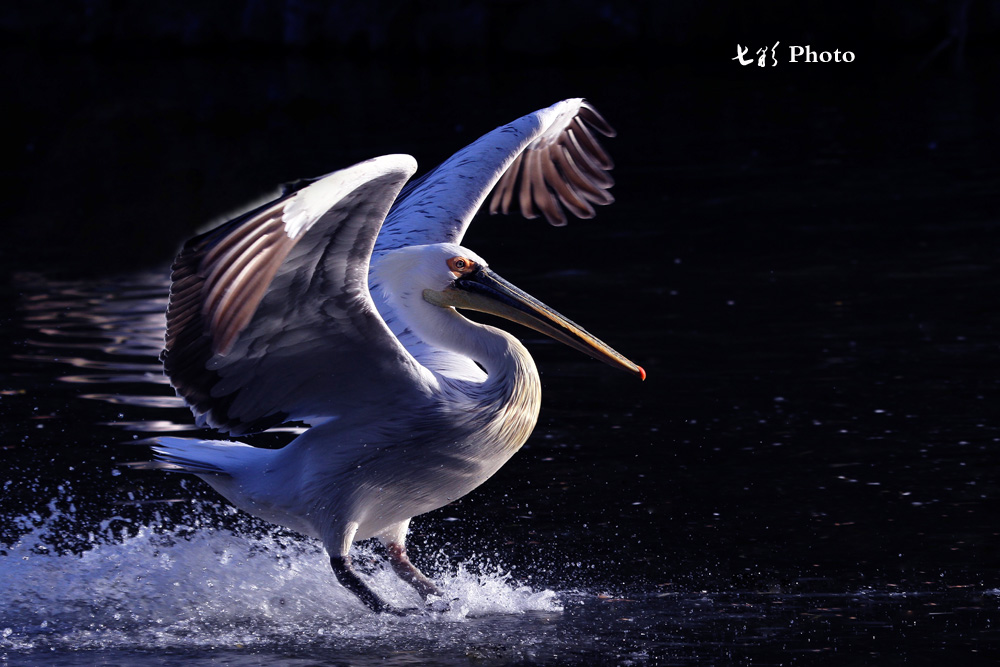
[142,99,644,613]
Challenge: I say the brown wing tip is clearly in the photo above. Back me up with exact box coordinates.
[579,102,617,138]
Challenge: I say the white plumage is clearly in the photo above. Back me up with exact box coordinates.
[139,99,643,614]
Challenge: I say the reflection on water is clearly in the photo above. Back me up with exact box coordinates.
[13,272,191,431]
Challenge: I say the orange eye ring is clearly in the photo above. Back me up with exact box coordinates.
[447,256,477,275]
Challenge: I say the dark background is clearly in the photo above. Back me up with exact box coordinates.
[2,0,998,276]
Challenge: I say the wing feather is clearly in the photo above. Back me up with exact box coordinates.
[526,147,566,226]
[376,98,615,253]
[489,151,523,217]
[553,144,609,203]
[541,146,595,219]
[563,128,615,191]
[570,116,614,169]
[162,154,430,435]
[518,147,541,221]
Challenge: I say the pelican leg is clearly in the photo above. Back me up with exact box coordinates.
[329,554,402,615]
[328,520,404,615]
[386,543,441,598]
[378,519,442,599]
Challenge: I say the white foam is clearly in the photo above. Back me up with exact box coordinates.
[0,504,561,652]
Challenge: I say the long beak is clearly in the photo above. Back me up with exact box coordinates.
[425,267,645,380]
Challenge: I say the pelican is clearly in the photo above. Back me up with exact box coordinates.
[139,99,644,614]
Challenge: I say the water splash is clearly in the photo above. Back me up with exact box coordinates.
[0,500,561,653]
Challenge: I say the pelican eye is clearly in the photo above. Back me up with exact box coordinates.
[447,256,477,276]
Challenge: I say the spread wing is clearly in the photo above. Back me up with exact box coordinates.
[375,98,615,254]
[162,154,435,436]
[369,98,616,381]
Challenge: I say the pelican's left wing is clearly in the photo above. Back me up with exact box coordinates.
[375,98,616,254]
[162,155,434,436]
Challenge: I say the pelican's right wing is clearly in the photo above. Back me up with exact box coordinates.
[162,155,435,436]
[376,98,616,255]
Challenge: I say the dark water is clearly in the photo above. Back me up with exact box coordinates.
[3,42,1000,665]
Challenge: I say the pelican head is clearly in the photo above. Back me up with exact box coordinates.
[377,242,644,379]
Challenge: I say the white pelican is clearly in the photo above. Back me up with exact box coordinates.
[139,99,644,614]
